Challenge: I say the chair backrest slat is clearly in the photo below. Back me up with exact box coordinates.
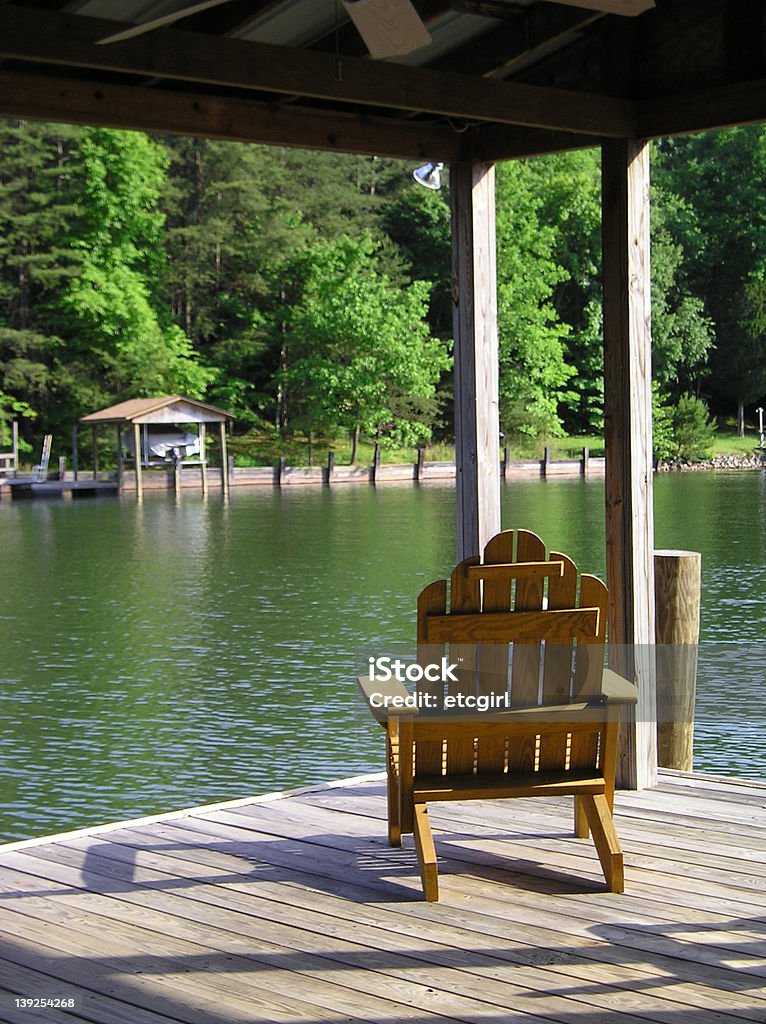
[511,530,547,705]
[542,551,579,705]
[424,608,600,645]
[478,530,516,772]
[446,558,481,774]
[416,579,448,777]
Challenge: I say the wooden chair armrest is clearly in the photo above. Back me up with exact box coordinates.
[356,675,418,725]
[601,668,638,705]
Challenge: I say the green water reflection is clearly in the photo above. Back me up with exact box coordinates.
[1,471,764,841]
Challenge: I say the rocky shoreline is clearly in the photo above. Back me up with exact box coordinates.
[657,452,766,472]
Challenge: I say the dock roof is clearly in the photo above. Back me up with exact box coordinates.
[80,396,234,426]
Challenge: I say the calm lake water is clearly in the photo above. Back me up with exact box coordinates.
[1,471,765,842]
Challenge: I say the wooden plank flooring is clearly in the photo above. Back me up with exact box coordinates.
[1,770,765,1023]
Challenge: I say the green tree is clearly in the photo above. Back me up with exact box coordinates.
[63,129,212,401]
[280,235,451,460]
[531,149,603,433]
[0,120,83,439]
[655,127,766,432]
[495,160,574,440]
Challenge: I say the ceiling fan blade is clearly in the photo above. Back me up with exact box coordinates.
[97,0,237,45]
[342,0,432,59]
[548,0,655,15]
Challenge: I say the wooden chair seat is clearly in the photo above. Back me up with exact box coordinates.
[358,528,637,901]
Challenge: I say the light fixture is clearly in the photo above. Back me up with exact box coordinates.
[412,162,444,190]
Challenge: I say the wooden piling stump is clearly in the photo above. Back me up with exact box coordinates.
[654,549,701,771]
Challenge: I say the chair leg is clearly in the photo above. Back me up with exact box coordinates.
[581,793,625,893]
[386,727,401,847]
[413,803,439,902]
[574,795,590,839]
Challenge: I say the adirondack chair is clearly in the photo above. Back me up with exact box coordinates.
[31,434,52,482]
[358,528,637,901]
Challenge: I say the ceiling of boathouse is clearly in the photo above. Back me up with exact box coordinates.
[0,1,764,160]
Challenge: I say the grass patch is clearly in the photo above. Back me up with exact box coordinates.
[710,431,765,457]
[225,432,605,467]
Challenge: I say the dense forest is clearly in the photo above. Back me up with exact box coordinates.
[1,117,765,461]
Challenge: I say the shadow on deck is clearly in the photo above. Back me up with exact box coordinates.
[0,769,765,1023]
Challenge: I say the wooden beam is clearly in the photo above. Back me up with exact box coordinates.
[0,7,636,137]
[638,78,766,139]
[451,162,501,562]
[553,0,653,13]
[0,71,463,161]
[601,138,657,791]
[468,125,602,162]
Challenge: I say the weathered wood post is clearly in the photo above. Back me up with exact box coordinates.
[602,138,657,790]
[11,420,18,476]
[543,446,552,477]
[71,425,79,482]
[502,444,509,480]
[326,449,334,485]
[218,421,229,496]
[173,450,182,495]
[132,422,143,501]
[416,446,425,482]
[199,423,208,495]
[450,162,501,560]
[373,442,381,485]
[581,446,590,477]
[654,550,701,771]
[277,455,287,487]
[115,425,123,492]
[91,425,99,477]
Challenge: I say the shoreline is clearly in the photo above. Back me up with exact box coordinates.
[656,453,766,472]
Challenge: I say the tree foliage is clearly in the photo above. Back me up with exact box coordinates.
[1,117,766,457]
[279,235,450,459]
[495,161,574,439]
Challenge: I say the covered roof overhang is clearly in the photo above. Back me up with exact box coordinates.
[80,396,234,425]
[0,1,763,161]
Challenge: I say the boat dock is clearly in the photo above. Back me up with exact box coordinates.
[1,769,764,1023]
[0,478,118,500]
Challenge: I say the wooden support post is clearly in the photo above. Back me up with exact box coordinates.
[71,426,78,482]
[326,449,335,485]
[116,425,123,492]
[373,441,381,485]
[502,445,509,480]
[602,138,657,790]
[543,446,552,476]
[582,446,590,476]
[199,423,208,495]
[654,550,701,771]
[416,446,425,482]
[451,162,501,561]
[173,452,182,495]
[277,455,287,487]
[11,420,18,476]
[132,422,143,501]
[218,421,229,496]
[227,455,234,486]
[91,425,99,477]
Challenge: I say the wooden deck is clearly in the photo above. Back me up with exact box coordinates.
[1,769,765,1023]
